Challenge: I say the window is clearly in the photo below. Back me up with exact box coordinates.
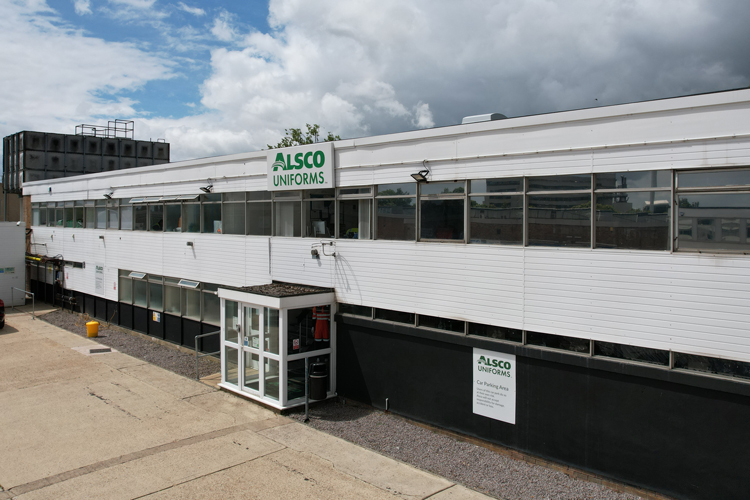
[74,201,84,228]
[595,171,671,250]
[182,287,201,321]
[85,201,95,228]
[338,303,372,317]
[55,202,64,227]
[674,352,750,380]
[64,201,74,228]
[374,308,415,325]
[526,331,590,353]
[376,183,416,240]
[420,181,465,241]
[202,194,221,233]
[118,269,132,303]
[164,203,181,232]
[247,191,272,235]
[120,200,133,230]
[222,193,245,235]
[47,202,56,227]
[418,314,465,333]
[148,275,163,311]
[304,189,335,237]
[149,203,164,231]
[107,200,119,229]
[676,169,750,252]
[338,187,372,239]
[469,178,523,245]
[274,191,301,237]
[133,204,147,231]
[468,323,523,342]
[183,202,200,233]
[287,306,328,354]
[95,200,106,229]
[202,287,220,325]
[164,279,181,315]
[527,175,591,247]
[133,278,148,308]
[594,341,669,366]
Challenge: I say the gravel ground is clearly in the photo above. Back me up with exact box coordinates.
[41,309,220,379]
[42,309,646,500]
[288,400,645,500]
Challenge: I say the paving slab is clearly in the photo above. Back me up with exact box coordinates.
[119,363,216,399]
[15,429,284,500]
[140,448,406,500]
[1,312,492,500]
[260,422,454,499]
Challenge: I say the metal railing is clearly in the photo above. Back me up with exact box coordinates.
[195,330,221,380]
[10,287,35,320]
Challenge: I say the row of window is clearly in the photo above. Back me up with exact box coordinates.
[117,271,220,325]
[31,168,750,252]
[338,304,750,382]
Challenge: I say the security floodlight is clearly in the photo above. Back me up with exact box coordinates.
[411,170,430,183]
[200,184,213,193]
[103,190,114,199]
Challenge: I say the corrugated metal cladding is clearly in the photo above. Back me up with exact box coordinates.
[25,89,750,363]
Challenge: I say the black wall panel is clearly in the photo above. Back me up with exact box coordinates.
[199,323,221,353]
[164,314,181,344]
[73,291,84,313]
[337,321,750,500]
[94,298,106,321]
[84,295,95,317]
[182,319,201,348]
[119,303,133,330]
[148,310,164,340]
[133,306,148,334]
[106,300,118,325]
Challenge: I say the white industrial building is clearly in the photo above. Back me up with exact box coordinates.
[19,89,750,500]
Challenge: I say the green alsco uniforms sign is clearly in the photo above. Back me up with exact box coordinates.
[472,348,516,424]
[267,142,334,191]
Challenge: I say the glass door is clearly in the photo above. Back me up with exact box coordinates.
[239,305,281,402]
[222,301,240,387]
[241,306,261,395]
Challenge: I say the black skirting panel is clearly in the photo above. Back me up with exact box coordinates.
[119,303,133,330]
[200,323,221,353]
[73,291,85,313]
[164,314,181,344]
[182,318,202,348]
[133,306,148,334]
[148,310,164,340]
[94,298,107,321]
[103,300,117,324]
[336,319,750,500]
[84,295,95,317]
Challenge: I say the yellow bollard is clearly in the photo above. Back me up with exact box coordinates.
[86,321,99,338]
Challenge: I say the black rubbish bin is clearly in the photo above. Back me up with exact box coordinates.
[309,362,328,401]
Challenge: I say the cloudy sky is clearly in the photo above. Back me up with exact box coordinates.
[2,0,750,161]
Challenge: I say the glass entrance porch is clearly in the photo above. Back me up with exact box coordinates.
[218,283,335,410]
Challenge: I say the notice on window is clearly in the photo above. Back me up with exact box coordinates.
[472,348,516,424]
[95,264,104,294]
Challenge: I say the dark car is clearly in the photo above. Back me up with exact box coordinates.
[0,299,4,329]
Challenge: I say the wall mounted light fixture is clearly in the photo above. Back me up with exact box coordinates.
[103,190,114,199]
[411,169,430,183]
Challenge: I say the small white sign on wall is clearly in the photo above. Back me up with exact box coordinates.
[472,348,517,424]
[95,264,104,294]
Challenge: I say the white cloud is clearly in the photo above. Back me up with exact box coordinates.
[412,102,434,129]
[177,2,205,17]
[0,1,174,137]
[2,0,750,163]
[210,9,237,42]
[73,0,91,15]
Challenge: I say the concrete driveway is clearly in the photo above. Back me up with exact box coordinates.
[0,309,490,500]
